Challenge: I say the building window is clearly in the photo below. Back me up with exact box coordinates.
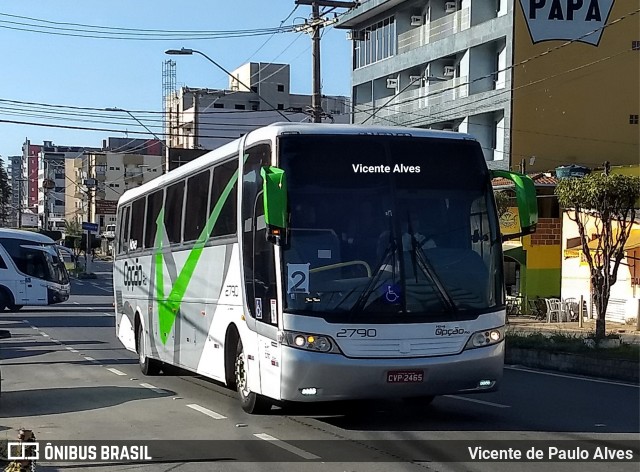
[213,103,224,108]
[631,115,639,124]
[277,104,284,110]
[353,16,395,70]
[632,40,640,51]
[277,84,285,92]
[235,104,246,110]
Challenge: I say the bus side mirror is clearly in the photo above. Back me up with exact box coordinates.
[261,166,288,246]
[491,170,538,240]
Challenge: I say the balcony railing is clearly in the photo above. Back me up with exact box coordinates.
[353,76,469,126]
[397,8,470,55]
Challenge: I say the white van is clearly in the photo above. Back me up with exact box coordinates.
[0,229,70,311]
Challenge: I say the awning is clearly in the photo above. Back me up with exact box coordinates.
[587,229,640,250]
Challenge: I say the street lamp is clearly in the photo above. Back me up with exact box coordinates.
[164,48,291,122]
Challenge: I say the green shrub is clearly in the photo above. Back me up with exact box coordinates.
[505,331,640,361]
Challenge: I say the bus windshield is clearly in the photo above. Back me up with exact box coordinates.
[279,134,503,322]
[1,239,70,285]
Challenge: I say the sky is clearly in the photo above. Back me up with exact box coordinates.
[0,1,353,160]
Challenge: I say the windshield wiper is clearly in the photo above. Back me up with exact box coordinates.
[406,217,457,313]
[349,231,397,314]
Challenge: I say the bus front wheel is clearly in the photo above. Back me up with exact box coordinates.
[137,325,161,376]
[235,340,271,414]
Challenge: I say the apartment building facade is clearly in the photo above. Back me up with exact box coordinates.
[337,0,638,172]
[166,62,351,157]
[66,144,163,232]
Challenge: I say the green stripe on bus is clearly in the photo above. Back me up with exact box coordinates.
[154,169,240,345]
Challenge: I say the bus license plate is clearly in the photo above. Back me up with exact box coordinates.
[387,370,424,383]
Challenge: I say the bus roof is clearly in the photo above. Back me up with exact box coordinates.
[0,228,55,244]
[117,123,478,207]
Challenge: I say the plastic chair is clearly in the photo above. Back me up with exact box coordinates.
[545,298,562,322]
[562,298,577,322]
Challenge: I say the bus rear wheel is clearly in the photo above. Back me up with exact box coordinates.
[235,340,271,414]
[137,325,161,376]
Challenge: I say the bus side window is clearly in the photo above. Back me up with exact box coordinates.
[119,206,131,254]
[130,199,145,252]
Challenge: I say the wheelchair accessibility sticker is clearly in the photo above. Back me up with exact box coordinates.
[382,284,401,304]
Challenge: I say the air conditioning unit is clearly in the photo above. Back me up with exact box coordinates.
[410,15,423,26]
[409,75,423,85]
[443,65,455,77]
[346,30,366,41]
[445,2,457,13]
[386,78,398,89]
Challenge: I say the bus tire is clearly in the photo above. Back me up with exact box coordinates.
[0,287,10,311]
[235,340,271,414]
[137,324,161,376]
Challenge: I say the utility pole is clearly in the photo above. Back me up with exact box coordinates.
[84,152,96,275]
[295,0,357,123]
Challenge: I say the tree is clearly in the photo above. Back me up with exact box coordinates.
[555,165,640,339]
[64,220,83,259]
[0,161,11,227]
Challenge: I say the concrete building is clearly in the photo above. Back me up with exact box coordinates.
[166,62,350,162]
[337,0,638,172]
[66,141,163,232]
[7,156,24,227]
[34,141,90,231]
[21,140,41,214]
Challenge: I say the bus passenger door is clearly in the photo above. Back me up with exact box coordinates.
[242,144,282,400]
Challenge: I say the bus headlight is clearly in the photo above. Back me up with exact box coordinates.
[464,327,504,350]
[282,331,341,354]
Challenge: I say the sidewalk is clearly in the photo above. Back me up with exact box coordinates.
[507,316,640,344]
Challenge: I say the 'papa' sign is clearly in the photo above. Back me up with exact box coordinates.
[519,0,614,46]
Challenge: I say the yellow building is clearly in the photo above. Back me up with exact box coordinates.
[511,0,639,173]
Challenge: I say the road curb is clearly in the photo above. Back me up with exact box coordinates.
[505,347,639,383]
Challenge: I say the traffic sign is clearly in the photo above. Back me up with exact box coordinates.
[82,222,99,233]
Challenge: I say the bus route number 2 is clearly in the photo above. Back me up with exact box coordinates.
[287,263,310,294]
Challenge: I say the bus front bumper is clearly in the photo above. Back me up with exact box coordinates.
[279,342,504,402]
[48,286,70,304]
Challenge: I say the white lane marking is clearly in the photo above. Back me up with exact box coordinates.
[253,433,320,460]
[87,307,95,310]
[65,346,74,351]
[445,395,511,408]
[92,285,113,293]
[69,349,79,353]
[40,333,50,337]
[84,356,98,362]
[506,365,640,388]
[186,403,227,420]
[106,368,127,376]
[73,301,79,304]
[139,383,166,394]
[103,312,114,316]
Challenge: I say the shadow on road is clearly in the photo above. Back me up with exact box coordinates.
[0,386,174,418]
[0,315,114,329]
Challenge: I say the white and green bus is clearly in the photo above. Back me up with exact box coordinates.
[114,123,537,413]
